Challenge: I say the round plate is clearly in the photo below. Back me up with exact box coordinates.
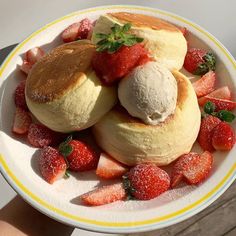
[0,5,236,234]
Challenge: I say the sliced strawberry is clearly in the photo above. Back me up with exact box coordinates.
[81,183,126,206]
[27,123,59,148]
[201,97,236,111]
[20,60,33,75]
[65,140,99,171]
[96,153,128,179]
[198,86,232,106]
[77,18,92,39]
[25,47,45,65]
[197,115,221,152]
[12,107,32,134]
[212,122,235,151]
[192,71,216,97]
[61,22,80,43]
[171,151,213,187]
[14,80,28,110]
[39,146,67,184]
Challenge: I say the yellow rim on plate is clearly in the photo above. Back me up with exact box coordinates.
[0,5,236,230]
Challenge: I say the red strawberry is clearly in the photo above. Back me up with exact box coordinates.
[96,153,128,179]
[65,140,99,171]
[77,18,92,39]
[184,48,216,75]
[39,146,67,184]
[14,80,28,110]
[124,164,170,200]
[192,71,216,97]
[171,151,213,187]
[198,86,232,106]
[92,44,150,85]
[20,60,32,75]
[201,97,236,111]
[179,27,187,37]
[25,47,45,65]
[212,122,235,151]
[61,22,80,43]
[81,183,126,206]
[197,115,221,152]
[12,107,32,134]
[27,123,59,148]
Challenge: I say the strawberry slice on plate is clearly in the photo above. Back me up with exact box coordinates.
[197,115,221,152]
[212,122,235,151]
[198,86,232,106]
[171,151,213,187]
[77,18,93,39]
[39,146,67,184]
[61,22,81,43]
[12,107,32,134]
[201,97,236,111]
[81,183,126,206]
[25,47,45,65]
[20,60,32,75]
[96,152,128,179]
[192,71,216,97]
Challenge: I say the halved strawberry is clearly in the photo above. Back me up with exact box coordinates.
[96,153,128,179]
[27,123,59,148]
[77,18,92,39]
[192,71,216,97]
[25,47,45,65]
[20,60,32,75]
[171,151,213,187]
[61,22,80,43]
[212,122,235,151]
[197,115,221,152]
[12,107,32,134]
[201,97,236,111]
[81,183,126,206]
[198,86,232,106]
[39,146,67,184]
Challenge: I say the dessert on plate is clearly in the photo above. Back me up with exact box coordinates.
[11,12,236,206]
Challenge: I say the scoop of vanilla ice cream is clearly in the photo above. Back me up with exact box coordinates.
[118,61,177,125]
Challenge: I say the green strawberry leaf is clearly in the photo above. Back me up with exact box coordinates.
[95,23,144,53]
[216,110,235,122]
[59,135,73,158]
[204,101,216,114]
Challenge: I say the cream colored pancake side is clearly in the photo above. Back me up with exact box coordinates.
[91,13,187,70]
[92,71,201,166]
[25,40,117,132]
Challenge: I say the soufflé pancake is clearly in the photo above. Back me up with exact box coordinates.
[92,12,187,70]
[25,40,117,133]
[93,70,201,166]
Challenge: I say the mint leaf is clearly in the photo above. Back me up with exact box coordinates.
[204,101,216,114]
[216,110,235,122]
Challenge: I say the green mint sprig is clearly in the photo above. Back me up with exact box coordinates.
[203,101,235,122]
[95,23,144,53]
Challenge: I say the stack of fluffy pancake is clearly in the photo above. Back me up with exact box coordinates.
[25,12,201,166]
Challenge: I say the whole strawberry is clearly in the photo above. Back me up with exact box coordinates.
[14,80,28,110]
[184,48,216,75]
[59,137,99,171]
[39,146,67,184]
[212,122,235,151]
[123,164,170,200]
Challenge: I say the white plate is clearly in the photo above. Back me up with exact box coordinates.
[0,5,236,234]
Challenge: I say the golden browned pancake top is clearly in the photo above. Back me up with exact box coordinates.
[113,70,188,127]
[108,12,179,32]
[26,40,96,103]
